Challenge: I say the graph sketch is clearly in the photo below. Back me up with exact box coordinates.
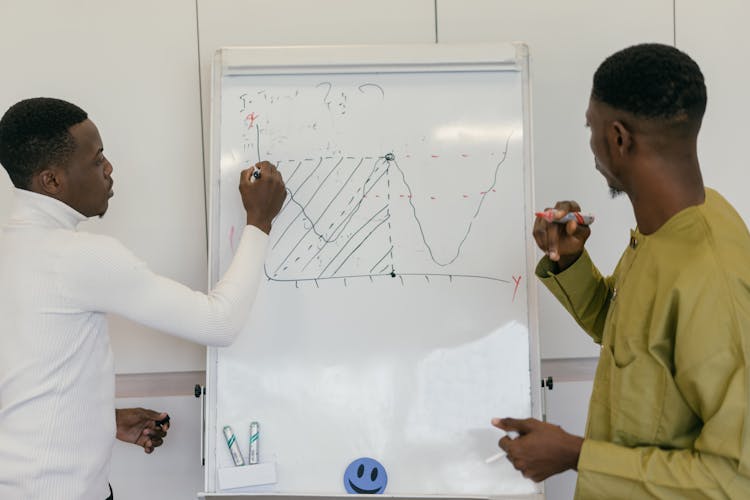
[219,70,527,290]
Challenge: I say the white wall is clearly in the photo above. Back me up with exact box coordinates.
[675,0,750,221]
[543,381,594,500]
[0,0,207,373]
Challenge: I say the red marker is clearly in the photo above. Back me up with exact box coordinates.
[535,210,595,226]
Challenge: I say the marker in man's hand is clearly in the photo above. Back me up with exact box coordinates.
[484,430,520,464]
[535,209,595,226]
[154,415,170,429]
[484,451,506,464]
[252,167,261,181]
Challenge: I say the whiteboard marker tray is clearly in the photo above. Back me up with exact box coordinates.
[199,495,544,500]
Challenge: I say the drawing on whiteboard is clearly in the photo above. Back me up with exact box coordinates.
[258,138,516,285]
[390,132,514,268]
[221,77,525,288]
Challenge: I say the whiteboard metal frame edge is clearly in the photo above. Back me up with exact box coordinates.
[218,43,519,75]
[515,41,542,421]
[516,42,546,499]
[205,47,225,492]
[515,42,544,498]
[203,42,542,498]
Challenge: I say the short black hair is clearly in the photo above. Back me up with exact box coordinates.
[592,43,707,125]
[0,97,88,189]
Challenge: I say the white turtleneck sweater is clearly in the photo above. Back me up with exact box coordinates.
[0,189,267,500]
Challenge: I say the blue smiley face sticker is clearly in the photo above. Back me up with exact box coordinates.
[343,457,388,494]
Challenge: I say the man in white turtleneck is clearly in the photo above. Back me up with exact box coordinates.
[0,97,287,500]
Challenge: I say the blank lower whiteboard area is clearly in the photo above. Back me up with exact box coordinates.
[214,69,537,496]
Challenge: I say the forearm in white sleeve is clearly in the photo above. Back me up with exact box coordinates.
[69,225,269,346]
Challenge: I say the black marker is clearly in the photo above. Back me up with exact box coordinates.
[252,168,261,180]
[155,415,170,428]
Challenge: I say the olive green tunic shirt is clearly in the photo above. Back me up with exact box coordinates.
[537,189,750,499]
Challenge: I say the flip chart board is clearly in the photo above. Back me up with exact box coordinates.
[204,43,542,498]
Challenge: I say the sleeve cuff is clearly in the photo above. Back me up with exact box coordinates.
[238,224,270,254]
[578,439,642,481]
[535,254,559,278]
[536,249,598,291]
[242,223,270,240]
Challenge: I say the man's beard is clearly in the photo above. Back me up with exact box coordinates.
[609,186,624,199]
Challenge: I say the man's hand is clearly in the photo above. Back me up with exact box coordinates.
[240,161,287,234]
[533,200,591,271]
[115,408,170,454]
[492,417,583,482]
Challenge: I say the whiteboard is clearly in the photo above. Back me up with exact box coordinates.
[205,44,541,498]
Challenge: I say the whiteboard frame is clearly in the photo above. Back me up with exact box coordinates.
[204,43,541,498]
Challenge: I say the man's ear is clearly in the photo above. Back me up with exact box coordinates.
[34,166,66,195]
[609,120,632,156]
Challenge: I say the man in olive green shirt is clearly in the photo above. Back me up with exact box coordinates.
[491,44,750,498]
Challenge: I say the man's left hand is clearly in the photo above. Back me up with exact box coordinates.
[492,417,583,482]
[115,408,169,454]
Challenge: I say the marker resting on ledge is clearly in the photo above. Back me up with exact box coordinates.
[535,209,595,226]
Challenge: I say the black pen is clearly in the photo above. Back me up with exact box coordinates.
[155,415,170,428]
